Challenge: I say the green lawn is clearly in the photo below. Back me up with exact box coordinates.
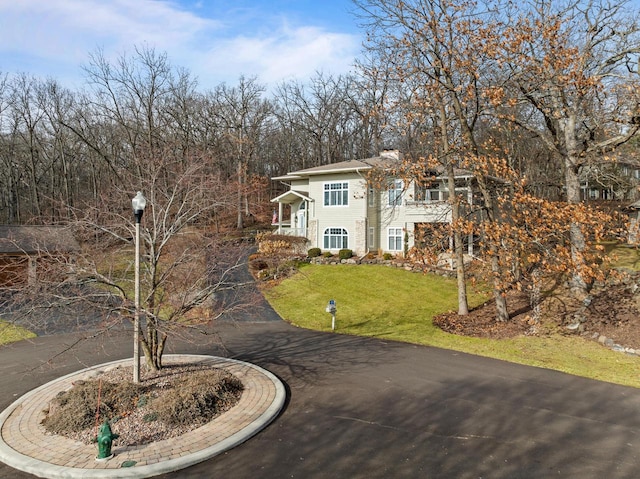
[264,263,640,388]
[606,243,640,271]
[0,319,36,345]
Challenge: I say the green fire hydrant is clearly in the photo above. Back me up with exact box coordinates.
[95,419,119,460]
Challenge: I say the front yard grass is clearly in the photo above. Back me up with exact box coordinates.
[0,319,36,345]
[263,263,640,388]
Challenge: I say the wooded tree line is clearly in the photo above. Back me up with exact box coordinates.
[2,0,640,329]
[0,47,392,226]
[2,0,638,230]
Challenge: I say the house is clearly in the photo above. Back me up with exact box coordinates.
[0,225,79,286]
[580,159,640,202]
[270,150,477,257]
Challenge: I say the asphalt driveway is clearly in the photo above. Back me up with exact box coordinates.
[2,314,640,478]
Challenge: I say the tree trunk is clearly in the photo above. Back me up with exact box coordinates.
[448,163,469,315]
[237,161,244,230]
[565,160,589,295]
[438,100,469,315]
[563,116,589,297]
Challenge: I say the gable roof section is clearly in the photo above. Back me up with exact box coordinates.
[0,226,80,255]
[270,190,313,204]
[271,156,398,181]
[271,152,477,182]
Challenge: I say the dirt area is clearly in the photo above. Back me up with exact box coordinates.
[434,275,640,350]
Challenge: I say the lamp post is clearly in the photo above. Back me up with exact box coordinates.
[131,191,146,383]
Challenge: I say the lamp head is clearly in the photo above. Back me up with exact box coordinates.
[132,191,146,212]
[132,191,146,223]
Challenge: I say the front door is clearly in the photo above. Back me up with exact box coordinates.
[297,202,306,236]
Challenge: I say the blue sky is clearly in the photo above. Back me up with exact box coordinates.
[0,0,363,90]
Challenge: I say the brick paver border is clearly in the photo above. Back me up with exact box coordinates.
[0,355,286,478]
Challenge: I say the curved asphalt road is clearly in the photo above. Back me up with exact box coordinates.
[2,272,640,477]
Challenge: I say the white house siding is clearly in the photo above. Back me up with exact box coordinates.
[289,179,309,193]
[372,181,454,254]
[309,172,369,255]
[271,157,476,257]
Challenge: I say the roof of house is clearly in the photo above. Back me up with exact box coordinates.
[270,190,313,204]
[0,226,80,255]
[272,152,475,182]
[272,156,396,181]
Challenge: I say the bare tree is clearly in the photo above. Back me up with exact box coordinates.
[204,76,272,229]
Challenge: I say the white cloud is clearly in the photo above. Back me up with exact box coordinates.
[194,24,360,87]
[0,0,361,89]
[0,0,216,60]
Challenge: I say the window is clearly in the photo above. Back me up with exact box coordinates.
[368,186,375,207]
[324,182,349,206]
[388,180,403,206]
[368,227,375,248]
[415,183,449,202]
[323,228,349,249]
[388,227,403,251]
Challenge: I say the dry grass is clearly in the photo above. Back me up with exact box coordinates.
[40,363,244,445]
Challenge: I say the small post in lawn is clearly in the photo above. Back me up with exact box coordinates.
[325,299,337,331]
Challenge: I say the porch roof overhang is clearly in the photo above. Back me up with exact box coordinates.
[270,190,313,205]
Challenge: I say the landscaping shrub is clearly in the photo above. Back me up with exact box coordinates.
[338,249,353,260]
[323,251,334,258]
[256,232,307,254]
[42,380,145,434]
[307,247,321,258]
[155,370,244,427]
[383,253,394,260]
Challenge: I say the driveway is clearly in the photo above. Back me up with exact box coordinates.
[2,309,640,478]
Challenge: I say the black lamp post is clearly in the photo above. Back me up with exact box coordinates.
[131,191,146,383]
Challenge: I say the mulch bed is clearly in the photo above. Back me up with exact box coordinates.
[433,290,537,339]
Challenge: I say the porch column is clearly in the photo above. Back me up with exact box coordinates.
[278,202,283,234]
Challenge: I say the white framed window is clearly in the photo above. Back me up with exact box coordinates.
[323,227,349,249]
[388,227,403,251]
[388,179,403,206]
[415,184,450,202]
[368,186,375,207]
[368,227,375,248]
[324,182,349,206]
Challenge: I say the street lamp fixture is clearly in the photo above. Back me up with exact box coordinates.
[131,191,146,383]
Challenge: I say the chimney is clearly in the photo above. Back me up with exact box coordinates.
[380,149,401,160]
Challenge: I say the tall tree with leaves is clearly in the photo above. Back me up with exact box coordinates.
[490,0,640,295]
[355,0,508,318]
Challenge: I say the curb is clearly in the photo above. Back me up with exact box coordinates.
[0,355,286,478]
